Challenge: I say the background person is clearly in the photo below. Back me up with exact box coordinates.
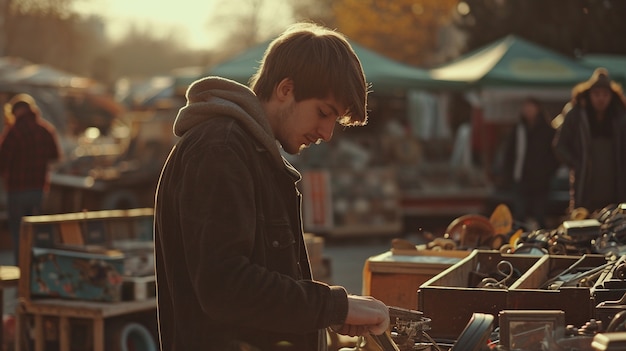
[500,97,559,229]
[0,94,62,265]
[154,23,389,351]
[553,68,626,214]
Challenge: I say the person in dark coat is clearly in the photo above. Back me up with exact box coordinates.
[501,97,559,228]
[153,23,389,351]
[553,68,626,214]
[0,94,61,264]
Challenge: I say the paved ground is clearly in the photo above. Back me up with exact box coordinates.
[322,237,392,294]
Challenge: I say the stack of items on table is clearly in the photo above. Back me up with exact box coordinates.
[16,209,158,351]
[358,249,626,351]
[508,203,626,257]
[26,208,156,302]
[353,203,626,351]
[417,203,626,257]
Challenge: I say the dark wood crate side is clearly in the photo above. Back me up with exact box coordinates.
[418,286,507,340]
[509,254,608,328]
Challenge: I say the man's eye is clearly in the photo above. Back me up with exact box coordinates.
[319,109,328,117]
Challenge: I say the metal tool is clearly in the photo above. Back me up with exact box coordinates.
[371,306,439,351]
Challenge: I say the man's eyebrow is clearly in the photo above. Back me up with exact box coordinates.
[325,102,340,116]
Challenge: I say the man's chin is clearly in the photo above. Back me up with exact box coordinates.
[296,144,310,154]
[279,143,306,155]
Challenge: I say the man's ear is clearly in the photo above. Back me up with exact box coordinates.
[275,78,294,102]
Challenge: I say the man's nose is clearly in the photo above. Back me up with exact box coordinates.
[318,119,335,142]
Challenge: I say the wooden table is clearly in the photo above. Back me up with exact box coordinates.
[0,266,20,349]
[15,297,156,351]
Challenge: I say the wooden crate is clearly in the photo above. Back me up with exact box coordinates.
[362,250,469,310]
[509,254,609,329]
[16,208,157,351]
[417,250,542,340]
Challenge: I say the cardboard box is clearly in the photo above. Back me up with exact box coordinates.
[417,250,542,340]
[30,247,125,302]
[363,250,469,310]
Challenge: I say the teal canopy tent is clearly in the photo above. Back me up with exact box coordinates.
[207,40,462,92]
[579,54,626,86]
[430,35,596,88]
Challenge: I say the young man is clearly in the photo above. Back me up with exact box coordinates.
[553,68,626,213]
[154,23,389,351]
[0,94,61,265]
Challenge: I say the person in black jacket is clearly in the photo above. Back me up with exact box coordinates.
[501,97,559,229]
[153,23,389,351]
[553,68,626,214]
[0,94,62,264]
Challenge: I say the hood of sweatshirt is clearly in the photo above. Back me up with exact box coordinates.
[173,76,287,170]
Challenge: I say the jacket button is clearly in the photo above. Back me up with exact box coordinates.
[272,240,279,248]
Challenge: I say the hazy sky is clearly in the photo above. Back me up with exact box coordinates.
[74,0,221,49]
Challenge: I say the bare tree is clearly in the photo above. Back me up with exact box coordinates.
[205,0,294,61]
[289,0,336,28]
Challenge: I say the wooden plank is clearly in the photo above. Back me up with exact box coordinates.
[510,255,550,289]
[18,223,33,300]
[59,221,84,245]
[93,318,104,351]
[20,208,154,225]
[14,303,25,351]
[23,298,157,318]
[59,316,70,351]
[34,314,44,351]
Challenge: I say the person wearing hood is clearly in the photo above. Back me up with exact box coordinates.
[0,93,62,265]
[153,23,389,351]
[500,97,559,229]
[553,68,626,214]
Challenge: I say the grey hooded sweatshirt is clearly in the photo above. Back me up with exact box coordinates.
[154,77,348,351]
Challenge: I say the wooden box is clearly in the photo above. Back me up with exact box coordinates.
[363,250,468,310]
[417,250,542,340]
[508,254,609,329]
[30,247,125,302]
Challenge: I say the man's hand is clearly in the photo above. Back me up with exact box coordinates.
[332,295,389,337]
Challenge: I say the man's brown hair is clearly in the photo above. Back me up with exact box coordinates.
[250,22,369,127]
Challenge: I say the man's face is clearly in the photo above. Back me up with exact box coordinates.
[589,87,612,115]
[274,95,345,155]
